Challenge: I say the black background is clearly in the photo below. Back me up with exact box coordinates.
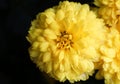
[0,0,104,84]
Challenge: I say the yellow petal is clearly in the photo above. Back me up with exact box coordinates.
[44,29,57,39]
[42,52,51,62]
[39,42,49,52]
[59,50,64,62]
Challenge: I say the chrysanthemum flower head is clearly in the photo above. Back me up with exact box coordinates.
[95,28,120,84]
[27,1,109,83]
[94,0,120,7]
[94,0,120,28]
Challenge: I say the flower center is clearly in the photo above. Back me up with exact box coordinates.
[56,31,73,50]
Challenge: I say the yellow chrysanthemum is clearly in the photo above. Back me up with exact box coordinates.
[95,28,120,84]
[94,0,120,28]
[94,0,120,7]
[27,1,109,83]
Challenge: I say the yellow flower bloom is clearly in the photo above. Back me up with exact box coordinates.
[27,1,109,83]
[94,0,120,28]
[94,0,120,7]
[95,28,120,84]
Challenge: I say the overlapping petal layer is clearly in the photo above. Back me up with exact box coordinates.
[95,28,120,84]
[94,0,120,28]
